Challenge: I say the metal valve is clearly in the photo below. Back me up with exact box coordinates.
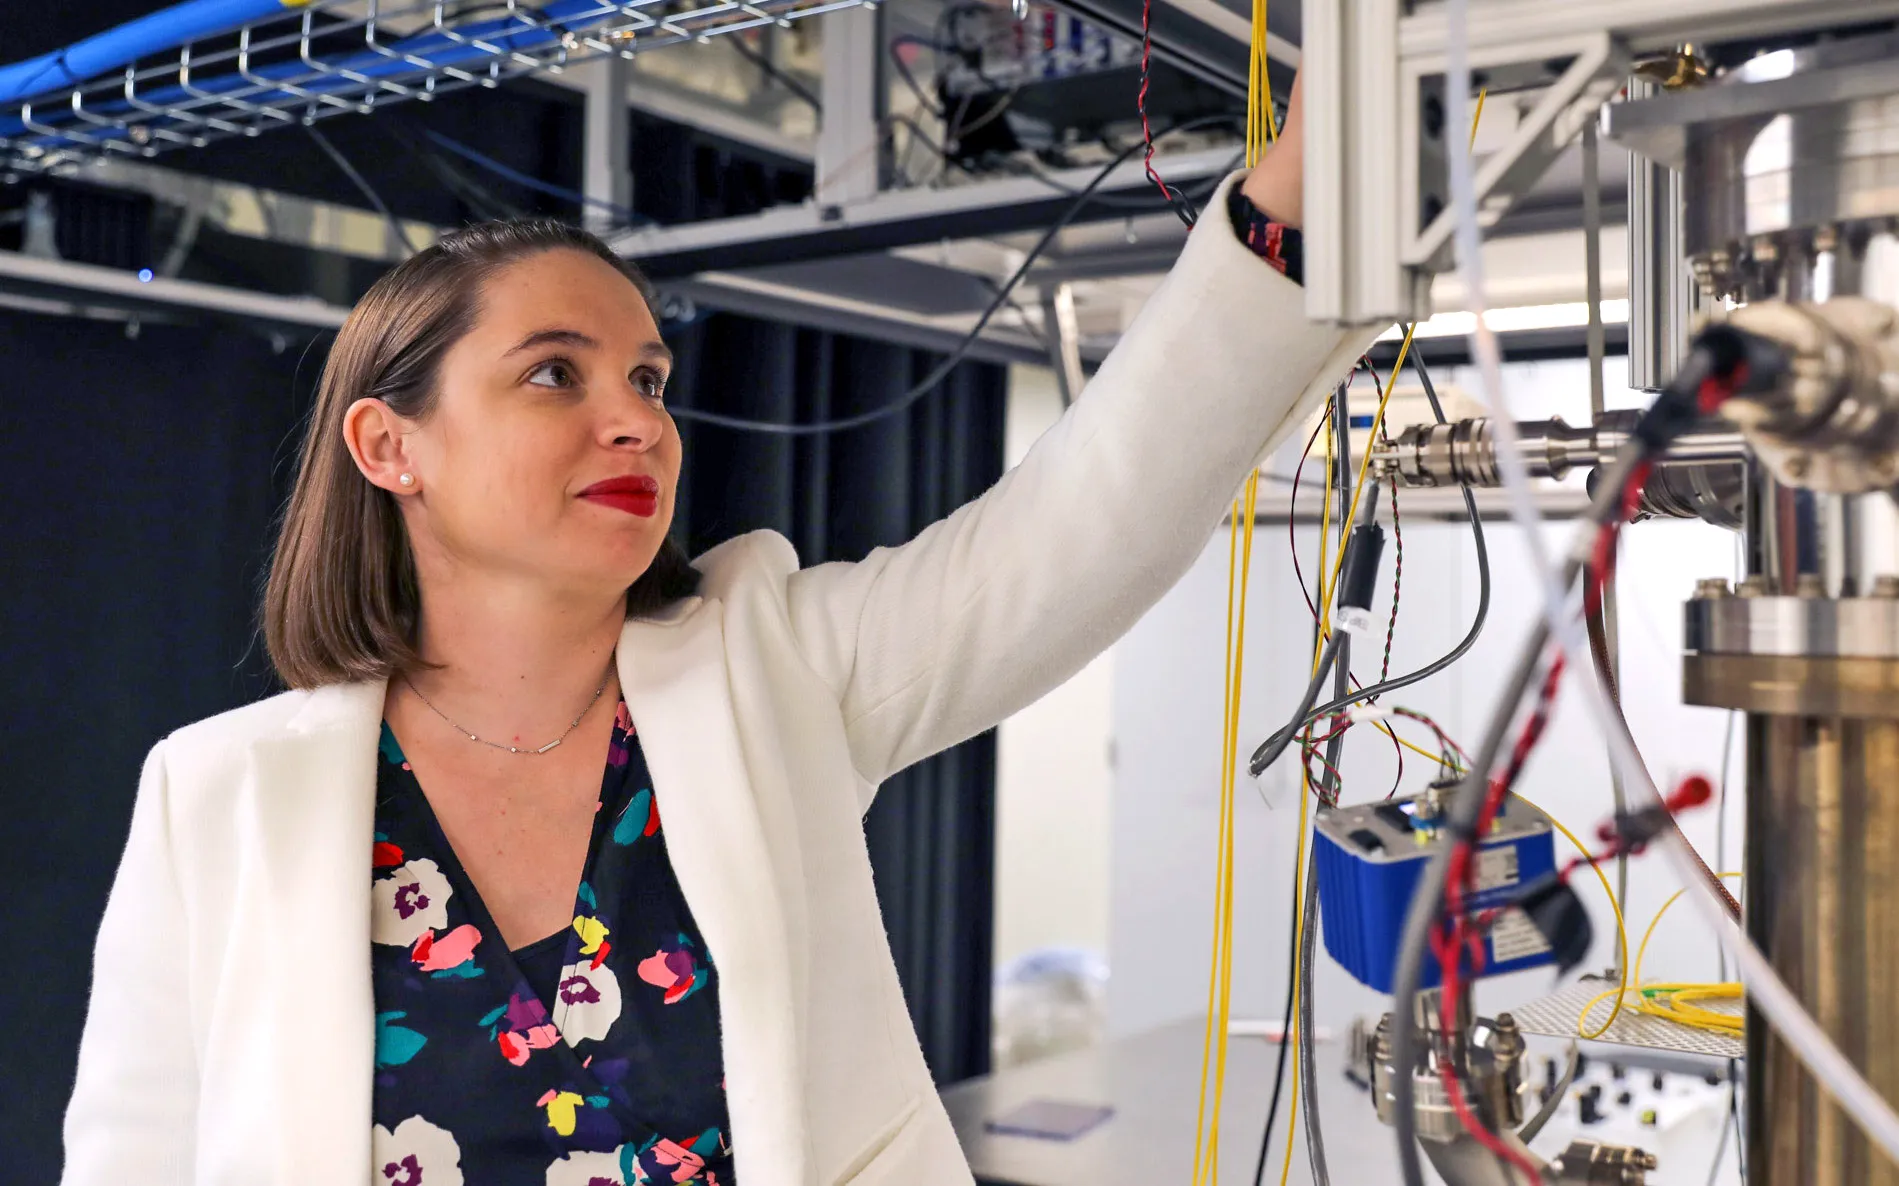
[1549,1140,1659,1184]
[1720,297,1899,493]
[1374,411,1749,528]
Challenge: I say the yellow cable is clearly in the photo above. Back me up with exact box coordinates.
[1635,874,1741,986]
[1193,473,1264,1184]
[1470,88,1488,151]
[1190,500,1245,1186]
[1197,2,1274,1174]
[1211,472,1262,1176]
[1509,793,1630,1039]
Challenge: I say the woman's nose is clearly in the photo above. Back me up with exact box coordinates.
[605,387,667,450]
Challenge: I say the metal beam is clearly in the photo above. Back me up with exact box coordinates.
[607,146,1240,278]
[0,248,350,331]
[815,6,884,206]
[1042,282,1085,406]
[1038,0,1284,97]
[72,158,432,263]
[577,53,634,234]
[1399,0,1899,66]
[666,270,1071,367]
[1302,0,1899,326]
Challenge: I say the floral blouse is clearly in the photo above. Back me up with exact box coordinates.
[369,700,733,1186]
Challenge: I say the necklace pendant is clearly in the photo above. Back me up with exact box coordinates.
[537,739,562,754]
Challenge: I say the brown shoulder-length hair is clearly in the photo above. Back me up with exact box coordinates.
[264,218,701,690]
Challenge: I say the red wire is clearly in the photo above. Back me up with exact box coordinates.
[1423,429,1700,1183]
[1431,651,1567,1181]
[1136,0,1182,205]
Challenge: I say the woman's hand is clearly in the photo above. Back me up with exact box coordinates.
[1239,71,1303,228]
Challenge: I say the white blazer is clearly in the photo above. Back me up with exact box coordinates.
[62,174,1366,1186]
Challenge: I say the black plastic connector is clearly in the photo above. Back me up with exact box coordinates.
[1510,870,1595,975]
[1633,323,1790,452]
[1337,523,1387,612]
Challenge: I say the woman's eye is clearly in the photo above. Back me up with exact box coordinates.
[526,359,575,388]
[634,368,667,400]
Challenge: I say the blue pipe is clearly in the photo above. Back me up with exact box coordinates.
[0,0,298,107]
[1,0,630,145]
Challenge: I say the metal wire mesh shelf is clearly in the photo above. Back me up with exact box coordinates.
[1512,976,1746,1061]
[1,0,865,172]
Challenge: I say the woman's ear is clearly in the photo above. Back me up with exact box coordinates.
[342,397,418,494]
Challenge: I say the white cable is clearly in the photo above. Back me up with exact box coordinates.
[1441,0,1899,1167]
[1440,0,1565,630]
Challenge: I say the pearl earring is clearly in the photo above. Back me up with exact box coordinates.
[398,473,415,487]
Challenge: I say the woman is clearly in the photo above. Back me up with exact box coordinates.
[63,78,1364,1186]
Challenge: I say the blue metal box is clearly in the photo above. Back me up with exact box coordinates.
[1312,792,1559,993]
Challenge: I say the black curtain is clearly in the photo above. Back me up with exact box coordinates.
[1,310,313,1184]
[665,314,1006,1086]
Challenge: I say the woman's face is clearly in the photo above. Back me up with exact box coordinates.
[363,248,681,603]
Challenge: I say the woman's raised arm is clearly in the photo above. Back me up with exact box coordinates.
[784,80,1383,791]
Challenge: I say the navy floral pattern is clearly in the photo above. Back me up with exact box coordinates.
[370,700,733,1186]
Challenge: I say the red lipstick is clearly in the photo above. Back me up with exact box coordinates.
[579,474,660,517]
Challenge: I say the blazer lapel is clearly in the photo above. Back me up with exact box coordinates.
[245,680,385,1186]
[618,599,806,1186]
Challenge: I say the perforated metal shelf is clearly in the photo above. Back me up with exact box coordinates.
[1511,977,1746,1060]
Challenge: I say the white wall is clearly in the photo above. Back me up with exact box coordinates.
[991,364,1116,973]
[1107,356,1748,1037]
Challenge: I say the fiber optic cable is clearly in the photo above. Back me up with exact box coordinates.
[1578,874,1744,1041]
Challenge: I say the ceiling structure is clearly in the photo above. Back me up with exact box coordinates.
[0,0,1632,380]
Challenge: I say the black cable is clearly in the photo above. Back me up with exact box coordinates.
[1707,1080,1736,1186]
[1252,393,1371,1186]
[418,127,647,229]
[1248,353,1490,777]
[305,123,419,255]
[666,112,1238,436]
[890,33,946,119]
[1253,397,1343,1186]
[1014,148,1243,221]
[726,36,821,112]
[1298,386,1358,1186]
[1251,855,1305,1186]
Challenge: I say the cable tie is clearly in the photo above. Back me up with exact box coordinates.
[1334,606,1374,637]
[1349,704,1391,725]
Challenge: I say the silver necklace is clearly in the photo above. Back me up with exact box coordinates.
[404,663,612,755]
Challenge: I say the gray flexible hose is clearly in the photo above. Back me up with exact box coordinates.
[1298,836,1329,1186]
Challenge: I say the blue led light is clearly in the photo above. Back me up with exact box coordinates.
[137,268,154,282]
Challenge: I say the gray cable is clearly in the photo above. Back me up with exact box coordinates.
[1517,1044,1579,1143]
[1249,632,1349,784]
[1388,444,1648,1186]
[1298,390,1356,1186]
[1253,385,1353,1186]
[1297,834,1329,1185]
[1249,355,1490,776]
[304,123,418,256]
